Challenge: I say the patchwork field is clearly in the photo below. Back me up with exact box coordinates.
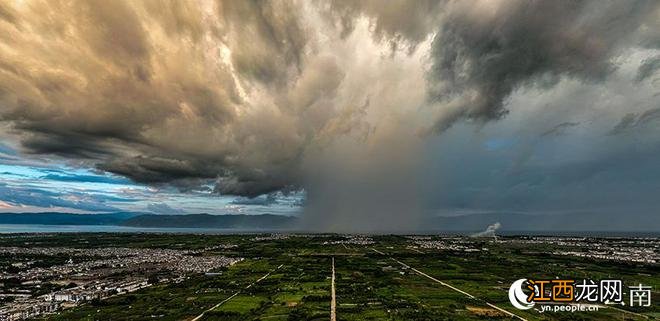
[0,233,654,320]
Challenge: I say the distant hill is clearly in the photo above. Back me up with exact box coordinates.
[1,211,654,232]
[0,212,298,230]
[0,212,138,226]
[121,214,297,229]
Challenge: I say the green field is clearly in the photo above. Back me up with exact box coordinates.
[0,233,653,321]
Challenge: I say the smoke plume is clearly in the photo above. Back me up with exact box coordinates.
[471,222,501,238]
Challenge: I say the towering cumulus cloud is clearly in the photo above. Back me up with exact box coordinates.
[0,1,658,231]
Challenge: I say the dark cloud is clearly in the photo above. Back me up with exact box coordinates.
[635,55,660,82]
[40,173,130,185]
[0,0,349,198]
[636,106,660,125]
[427,0,660,132]
[98,156,221,184]
[540,122,580,137]
[608,107,660,135]
[425,126,660,218]
[2,0,658,201]
[608,113,638,135]
[0,0,659,231]
[214,174,295,199]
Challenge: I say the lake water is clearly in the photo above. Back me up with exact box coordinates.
[0,224,657,237]
[0,224,268,234]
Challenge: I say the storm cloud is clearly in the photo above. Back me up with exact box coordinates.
[1,0,659,231]
[0,0,314,196]
[426,0,659,132]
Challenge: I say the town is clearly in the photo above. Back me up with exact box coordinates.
[0,244,241,320]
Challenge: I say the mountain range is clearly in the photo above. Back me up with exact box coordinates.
[0,212,297,230]
[0,211,656,232]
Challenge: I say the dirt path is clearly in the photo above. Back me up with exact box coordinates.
[191,264,284,321]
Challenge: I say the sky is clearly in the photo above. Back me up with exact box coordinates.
[0,141,303,215]
[0,0,659,231]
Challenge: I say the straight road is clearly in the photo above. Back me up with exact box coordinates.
[371,248,528,321]
[331,257,336,321]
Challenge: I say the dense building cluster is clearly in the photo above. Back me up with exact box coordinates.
[323,235,375,246]
[523,237,658,264]
[407,236,660,264]
[251,234,290,241]
[408,237,486,252]
[0,246,241,320]
[502,237,659,264]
